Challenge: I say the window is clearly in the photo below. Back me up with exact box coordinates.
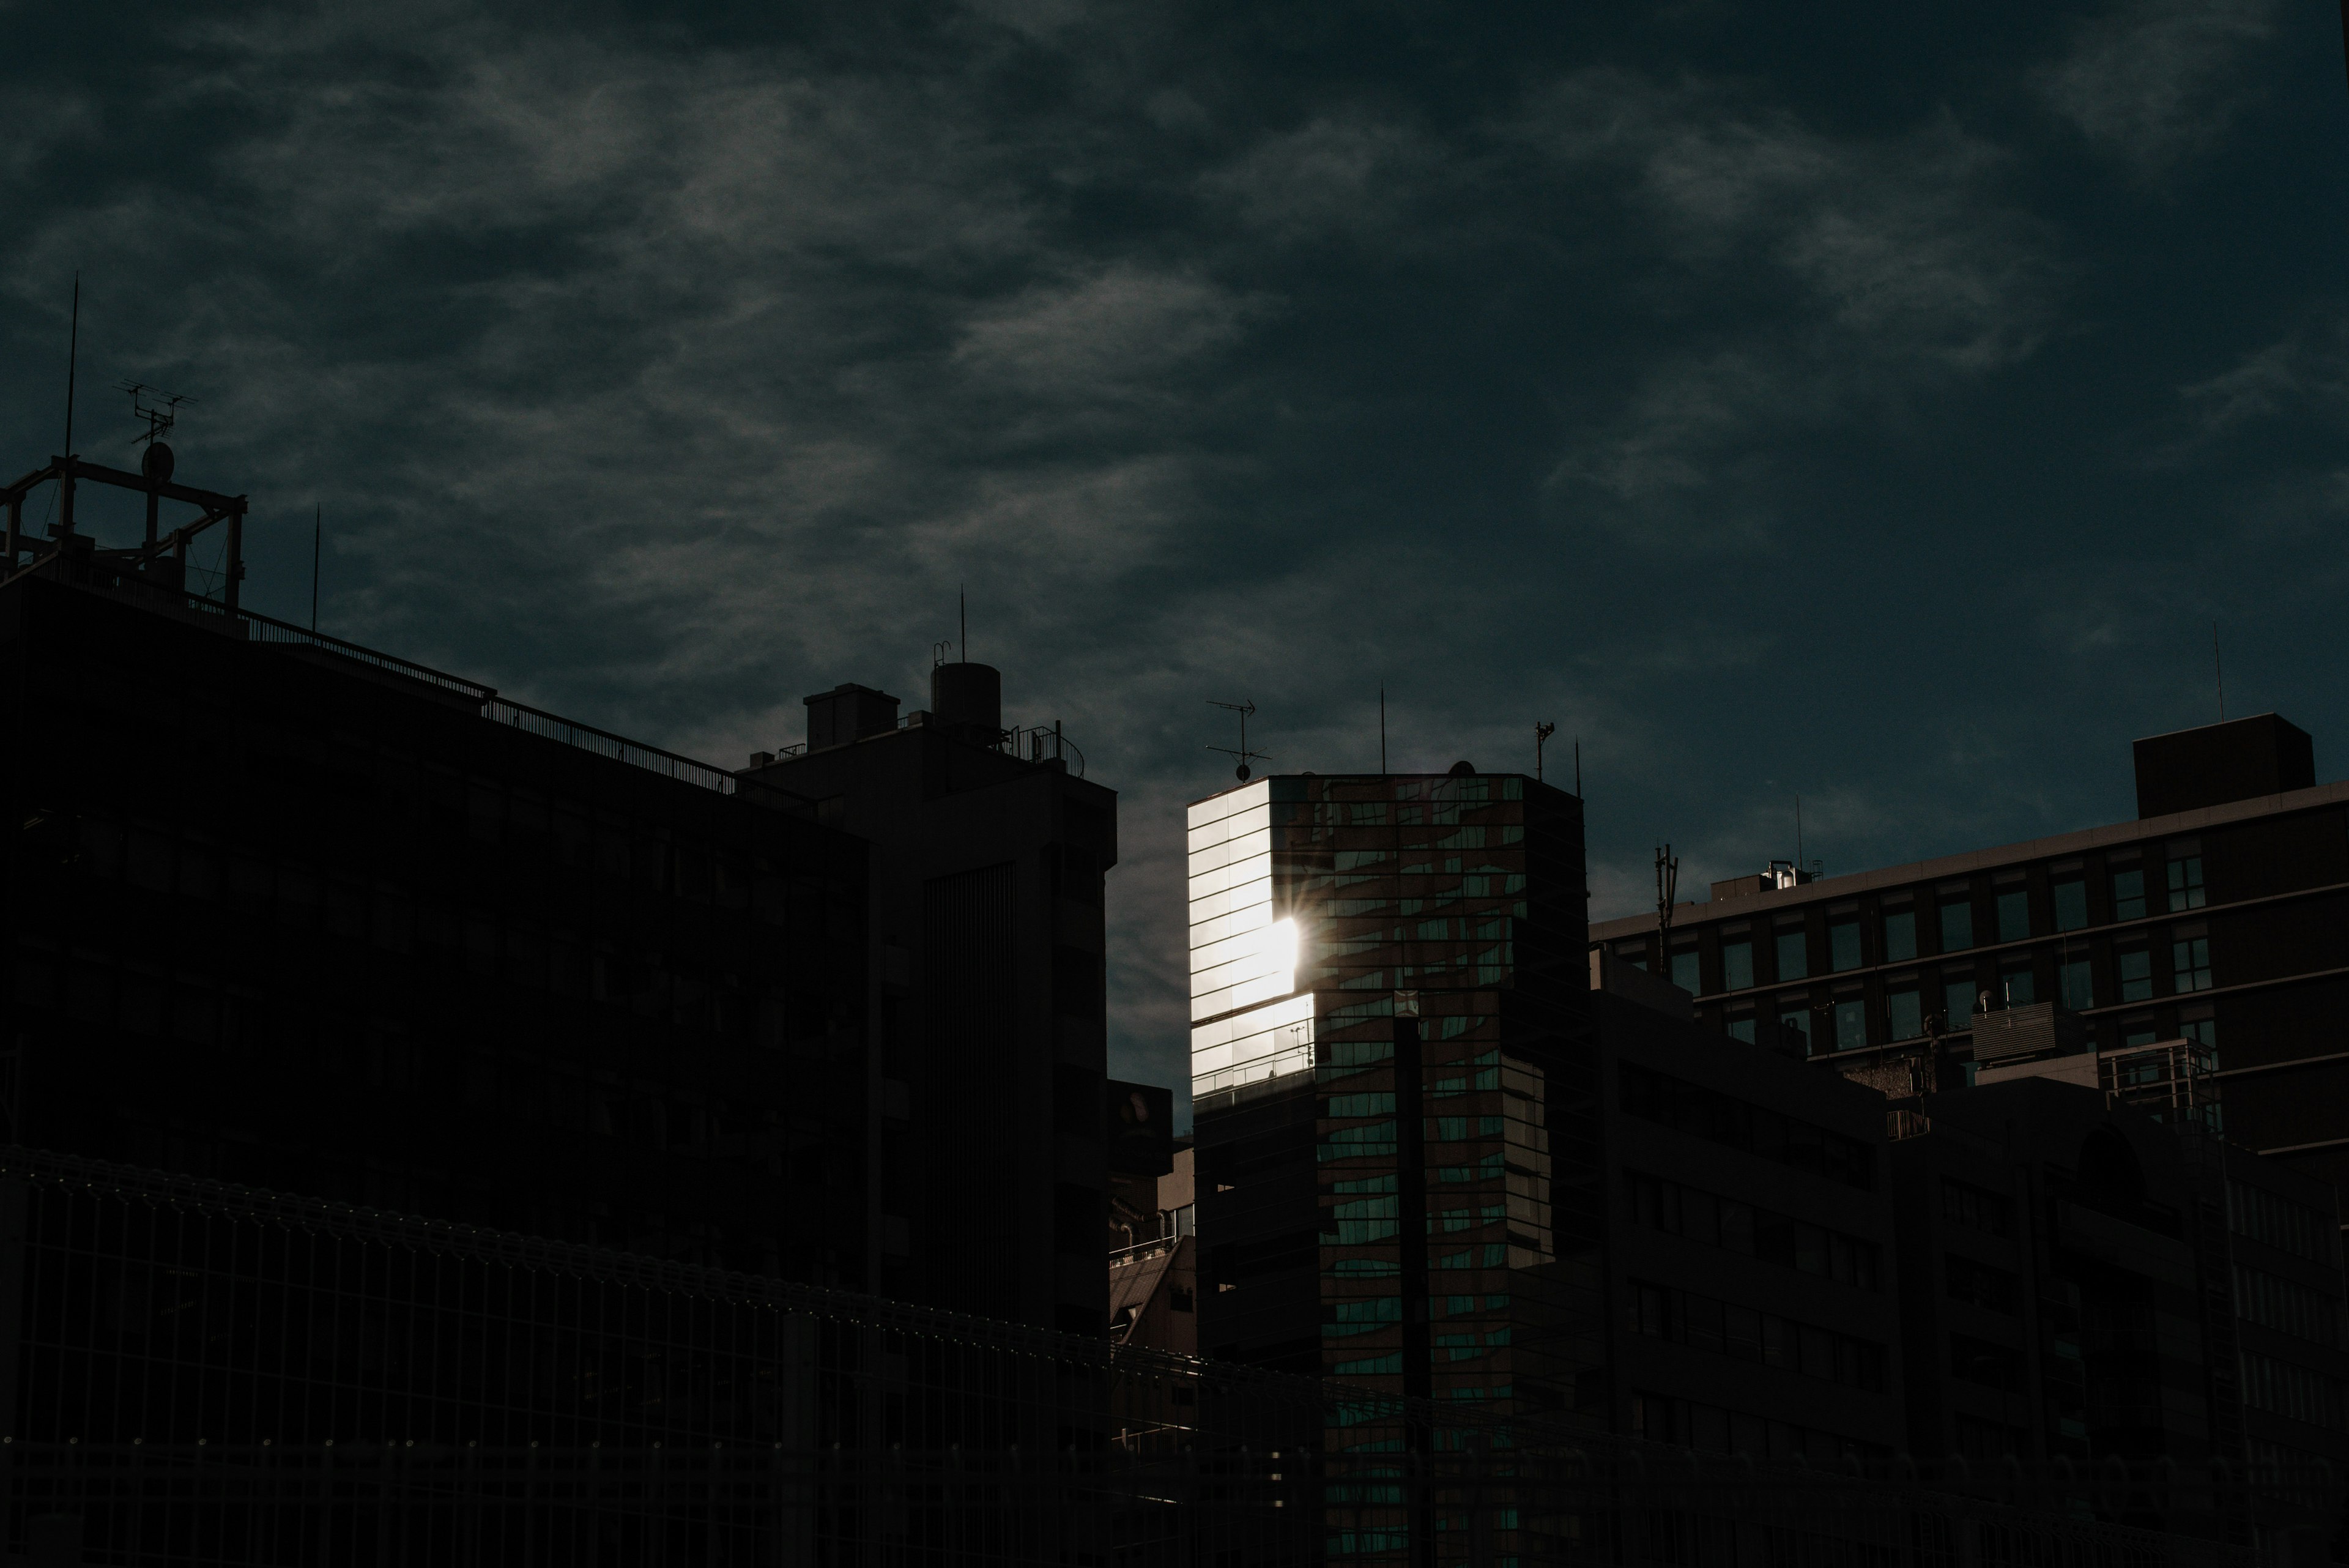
[2180,1016,2217,1069]
[1951,1334,2024,1392]
[1887,989,1923,1041]
[1829,919,1861,973]
[1670,948,1700,994]
[2053,878,2088,933]
[1944,978,1976,1030]
[1883,907,1917,962]
[1832,998,1865,1052]
[2118,948,2153,1001]
[2167,856,2206,912]
[2001,965,2035,1006]
[2173,937,2212,992]
[1722,938,1754,991]
[2060,959,2093,1011]
[1616,942,1649,971]
[1995,889,2029,944]
[1940,901,1973,953]
[1778,1005,1811,1055]
[1775,927,1808,981]
[1945,1255,2019,1313]
[1726,1015,1757,1044]
[1942,1176,2012,1236]
[2112,866,2146,921]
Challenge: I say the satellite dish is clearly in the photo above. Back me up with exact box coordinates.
[1235,764,1251,781]
[141,442,174,486]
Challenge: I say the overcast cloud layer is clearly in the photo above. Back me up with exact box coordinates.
[6,1,2345,1120]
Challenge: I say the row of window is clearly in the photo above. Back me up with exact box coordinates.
[1625,1277,1886,1392]
[2235,1265,2343,1347]
[46,800,837,912]
[1616,1063,1874,1190]
[2230,1182,2339,1263]
[1624,1171,1881,1291]
[1627,1392,1886,1465]
[2241,1353,2347,1432]
[1641,849,2211,997]
[1720,946,2217,1056]
[11,942,834,1056]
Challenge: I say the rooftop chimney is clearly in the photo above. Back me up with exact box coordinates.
[2132,714,2314,819]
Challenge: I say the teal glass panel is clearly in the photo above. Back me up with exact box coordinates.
[1775,929,1808,981]
[1887,989,1922,1040]
[1883,910,1917,962]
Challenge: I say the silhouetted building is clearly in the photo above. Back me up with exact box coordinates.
[1890,1044,2349,1488]
[1591,715,2349,1197]
[1189,768,1600,1427]
[742,663,1119,1334]
[0,565,869,1284]
[1595,961,1907,1460]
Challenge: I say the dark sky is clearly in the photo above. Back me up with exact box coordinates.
[6,0,2345,1117]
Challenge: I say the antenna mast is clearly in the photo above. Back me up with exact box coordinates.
[1534,722,1556,782]
[2214,621,2225,721]
[1655,842,1680,947]
[1208,699,1268,782]
[63,273,79,459]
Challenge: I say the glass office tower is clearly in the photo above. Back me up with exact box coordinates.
[1189,771,1600,1432]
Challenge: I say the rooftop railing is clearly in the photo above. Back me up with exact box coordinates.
[31,554,808,815]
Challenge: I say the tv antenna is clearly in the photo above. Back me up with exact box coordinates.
[1535,722,1556,783]
[1208,699,1268,782]
[121,382,195,450]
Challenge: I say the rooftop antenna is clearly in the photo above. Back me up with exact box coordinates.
[1795,795,1803,869]
[1379,685,1387,776]
[960,586,967,664]
[122,382,195,543]
[1535,721,1556,783]
[1573,737,1581,797]
[2214,621,2225,721]
[62,273,79,460]
[311,505,322,633]
[1655,842,1680,945]
[121,381,195,450]
[1208,699,1267,782]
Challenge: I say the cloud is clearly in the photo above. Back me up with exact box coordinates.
[1196,115,1442,246]
[1523,75,2055,548]
[2037,0,2279,178]
[2181,313,2349,434]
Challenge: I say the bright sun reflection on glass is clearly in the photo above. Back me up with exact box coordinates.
[1260,917,1297,987]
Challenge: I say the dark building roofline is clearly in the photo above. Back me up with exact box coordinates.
[1591,775,2349,941]
[10,562,812,816]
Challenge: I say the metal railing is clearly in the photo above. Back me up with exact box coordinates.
[21,555,811,816]
[766,718,1086,778]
